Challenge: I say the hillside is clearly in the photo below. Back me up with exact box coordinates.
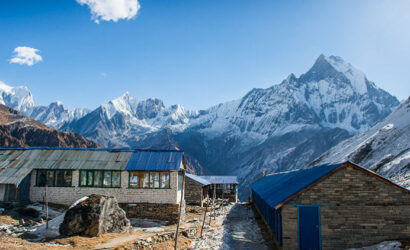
[0,104,99,148]
[311,97,410,188]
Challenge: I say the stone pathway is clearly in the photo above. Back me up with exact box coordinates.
[221,203,274,250]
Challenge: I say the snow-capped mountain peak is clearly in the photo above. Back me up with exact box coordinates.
[324,55,368,94]
[106,91,139,118]
[0,81,35,112]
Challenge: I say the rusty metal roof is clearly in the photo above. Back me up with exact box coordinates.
[0,147,184,185]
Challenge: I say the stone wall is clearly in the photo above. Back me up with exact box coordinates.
[281,164,410,250]
[30,170,181,206]
[185,177,203,205]
[121,202,184,224]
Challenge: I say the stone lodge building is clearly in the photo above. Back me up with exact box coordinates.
[0,147,186,223]
[185,173,210,206]
[251,161,410,250]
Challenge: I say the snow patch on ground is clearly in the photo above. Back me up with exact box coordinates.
[346,240,403,250]
[29,196,88,241]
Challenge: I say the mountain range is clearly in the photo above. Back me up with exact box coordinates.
[0,55,402,198]
[0,104,98,148]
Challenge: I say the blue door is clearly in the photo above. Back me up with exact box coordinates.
[298,206,320,250]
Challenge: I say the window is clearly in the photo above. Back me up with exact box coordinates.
[128,171,170,189]
[36,170,72,187]
[79,170,121,188]
[160,172,170,188]
[103,171,112,187]
[112,171,121,188]
[94,171,103,187]
[178,171,183,191]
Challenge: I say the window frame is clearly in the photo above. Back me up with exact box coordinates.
[78,170,122,188]
[35,169,73,187]
[128,171,171,189]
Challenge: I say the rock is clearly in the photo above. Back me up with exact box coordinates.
[16,207,40,218]
[59,194,131,237]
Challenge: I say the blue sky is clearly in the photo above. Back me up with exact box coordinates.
[0,0,409,110]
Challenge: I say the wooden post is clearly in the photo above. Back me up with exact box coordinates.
[174,170,185,250]
[200,202,208,238]
[45,184,49,229]
[212,183,216,220]
[221,181,224,211]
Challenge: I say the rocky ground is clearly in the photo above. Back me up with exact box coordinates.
[1,201,406,249]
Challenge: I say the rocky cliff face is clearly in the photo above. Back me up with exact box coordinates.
[0,104,98,148]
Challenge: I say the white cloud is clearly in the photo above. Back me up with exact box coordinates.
[100,72,108,78]
[9,46,43,66]
[77,0,140,23]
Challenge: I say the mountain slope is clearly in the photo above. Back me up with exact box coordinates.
[311,97,410,188]
[0,104,99,148]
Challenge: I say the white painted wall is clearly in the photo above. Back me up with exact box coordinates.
[29,170,180,206]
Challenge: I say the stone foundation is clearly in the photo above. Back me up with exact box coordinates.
[121,202,185,224]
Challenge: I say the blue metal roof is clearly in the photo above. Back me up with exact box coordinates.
[251,163,345,209]
[125,150,184,171]
[200,176,238,184]
[186,173,211,185]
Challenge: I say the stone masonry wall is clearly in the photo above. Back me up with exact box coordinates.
[185,177,203,205]
[121,202,185,224]
[29,170,180,206]
[281,164,410,250]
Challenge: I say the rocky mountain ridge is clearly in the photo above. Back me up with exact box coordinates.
[0,104,98,148]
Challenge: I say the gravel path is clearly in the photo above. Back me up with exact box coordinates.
[221,203,272,250]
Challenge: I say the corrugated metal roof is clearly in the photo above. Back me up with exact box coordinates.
[200,176,239,184]
[251,163,344,209]
[0,148,184,185]
[125,150,183,171]
[186,173,211,185]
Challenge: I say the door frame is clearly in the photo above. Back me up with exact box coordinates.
[297,205,321,250]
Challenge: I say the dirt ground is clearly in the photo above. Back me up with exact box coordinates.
[0,215,19,226]
[0,205,204,250]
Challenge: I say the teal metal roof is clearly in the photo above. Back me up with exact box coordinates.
[186,173,211,185]
[201,175,238,184]
[251,163,345,209]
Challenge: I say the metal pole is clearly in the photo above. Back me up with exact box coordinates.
[174,170,185,250]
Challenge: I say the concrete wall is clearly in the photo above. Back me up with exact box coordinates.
[30,170,181,206]
[281,165,410,250]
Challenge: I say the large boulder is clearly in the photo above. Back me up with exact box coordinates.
[59,194,131,237]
